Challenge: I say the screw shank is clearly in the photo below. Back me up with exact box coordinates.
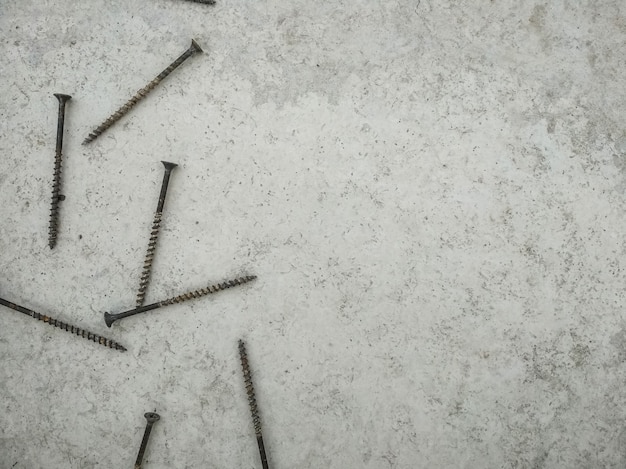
[53,94,71,155]
[257,435,270,469]
[105,302,162,327]
[0,296,34,317]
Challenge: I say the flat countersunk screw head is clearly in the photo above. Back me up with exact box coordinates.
[135,412,161,469]
[83,39,204,144]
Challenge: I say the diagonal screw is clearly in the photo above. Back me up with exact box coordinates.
[104,275,256,327]
[48,93,71,249]
[239,339,270,469]
[83,39,203,144]
[0,295,126,352]
[136,161,178,307]
[135,412,160,469]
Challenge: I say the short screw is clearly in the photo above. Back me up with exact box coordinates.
[136,161,178,307]
[134,412,160,469]
[83,39,203,144]
[0,295,126,352]
[49,93,71,249]
[104,275,257,327]
[239,339,270,469]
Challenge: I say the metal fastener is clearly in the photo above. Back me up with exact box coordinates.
[104,275,256,327]
[136,161,178,306]
[239,339,270,469]
[0,295,126,352]
[135,412,161,469]
[48,93,71,249]
[83,39,203,144]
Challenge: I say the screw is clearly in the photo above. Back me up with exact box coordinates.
[83,39,203,144]
[0,295,126,352]
[183,0,216,4]
[136,161,178,307]
[134,412,161,469]
[49,93,71,249]
[104,275,256,327]
[239,340,270,469]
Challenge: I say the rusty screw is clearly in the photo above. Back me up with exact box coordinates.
[239,339,270,469]
[135,412,160,469]
[136,161,178,307]
[105,275,257,327]
[48,93,71,249]
[83,39,203,144]
[0,295,126,352]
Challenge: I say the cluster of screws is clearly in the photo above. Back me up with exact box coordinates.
[48,93,71,249]
[136,161,178,306]
[239,339,270,469]
[135,412,160,469]
[105,275,256,327]
[83,40,203,144]
[0,296,126,352]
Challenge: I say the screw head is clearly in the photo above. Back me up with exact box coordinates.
[190,39,203,54]
[104,312,115,328]
[144,412,160,423]
[53,93,72,103]
[161,161,178,171]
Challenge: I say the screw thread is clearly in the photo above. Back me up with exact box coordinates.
[136,212,163,306]
[32,310,127,351]
[239,340,262,436]
[83,41,202,144]
[161,275,256,306]
[48,149,63,248]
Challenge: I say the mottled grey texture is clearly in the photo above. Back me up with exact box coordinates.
[1,1,625,468]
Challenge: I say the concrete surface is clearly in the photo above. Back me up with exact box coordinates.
[1,1,625,468]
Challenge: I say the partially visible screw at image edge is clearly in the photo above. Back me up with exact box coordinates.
[0,296,126,352]
[49,93,71,249]
[134,412,160,469]
[239,339,270,469]
[83,39,203,144]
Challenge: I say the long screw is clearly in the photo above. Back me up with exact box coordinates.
[0,295,126,352]
[183,0,216,4]
[238,339,270,469]
[136,161,178,307]
[83,39,203,144]
[48,93,71,249]
[104,275,256,327]
[135,412,160,469]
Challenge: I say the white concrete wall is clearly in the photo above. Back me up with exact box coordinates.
[1,1,625,468]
